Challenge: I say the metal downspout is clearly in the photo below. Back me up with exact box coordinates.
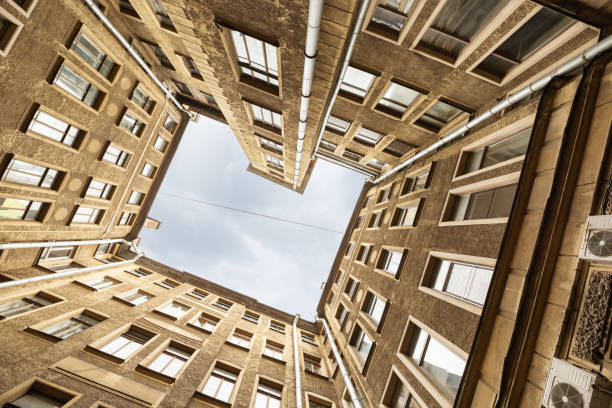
[310,0,373,158]
[317,316,365,408]
[293,0,324,190]
[372,34,612,185]
[0,239,143,289]
[81,0,194,119]
[292,315,303,408]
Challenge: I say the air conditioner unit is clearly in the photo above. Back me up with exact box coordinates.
[579,215,612,263]
[542,358,611,408]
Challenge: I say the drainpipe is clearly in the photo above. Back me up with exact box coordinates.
[81,0,194,119]
[0,239,143,289]
[372,34,612,185]
[317,316,365,408]
[293,0,324,190]
[310,0,372,159]
[292,315,303,408]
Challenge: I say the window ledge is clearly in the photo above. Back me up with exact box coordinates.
[451,156,525,183]
[418,287,482,316]
[84,345,125,364]
[261,354,286,365]
[111,296,138,307]
[135,364,176,384]
[269,327,285,335]
[225,341,250,352]
[192,392,233,408]
[438,218,508,227]
[241,317,260,324]
[151,310,180,321]
[304,369,329,381]
[187,323,213,335]
[22,327,61,343]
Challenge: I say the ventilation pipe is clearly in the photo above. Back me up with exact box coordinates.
[82,0,194,119]
[292,315,303,408]
[309,0,372,162]
[0,239,143,289]
[317,316,365,408]
[293,0,324,189]
[372,34,612,185]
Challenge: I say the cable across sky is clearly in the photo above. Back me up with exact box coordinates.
[161,192,343,234]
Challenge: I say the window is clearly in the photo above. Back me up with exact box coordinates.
[309,398,332,408]
[384,139,414,158]
[269,320,285,333]
[157,279,178,290]
[335,303,348,328]
[84,178,115,199]
[118,0,140,18]
[327,291,335,305]
[447,183,517,221]
[95,242,113,257]
[117,290,152,306]
[131,85,155,113]
[187,289,208,301]
[473,8,575,83]
[354,127,383,147]
[401,171,430,195]
[263,341,284,361]
[0,13,20,57]
[118,110,145,136]
[349,324,373,366]
[181,54,202,79]
[101,143,129,167]
[345,243,354,258]
[243,311,260,324]
[71,206,103,224]
[383,371,423,408]
[1,157,63,190]
[368,158,386,170]
[40,311,101,340]
[146,344,192,378]
[344,277,358,300]
[356,244,371,264]
[414,100,467,133]
[250,103,282,130]
[0,197,47,221]
[362,291,386,327]
[230,29,278,88]
[255,381,282,408]
[354,216,364,231]
[128,268,151,278]
[301,332,316,345]
[163,115,177,132]
[148,0,175,31]
[159,302,190,319]
[377,249,404,276]
[403,324,465,398]
[45,262,82,273]
[391,202,420,227]
[415,0,506,64]
[459,128,531,176]
[376,82,423,117]
[368,210,385,228]
[229,330,252,349]
[128,190,145,205]
[191,313,219,332]
[40,246,75,261]
[319,140,337,153]
[70,30,116,79]
[99,326,153,359]
[304,354,325,376]
[0,292,57,318]
[202,91,217,105]
[201,366,238,403]
[153,135,169,152]
[377,185,393,203]
[363,195,372,209]
[141,162,157,178]
[53,63,104,108]
[5,380,77,408]
[335,270,344,285]
[214,298,232,310]
[260,136,283,153]
[265,154,284,170]
[427,257,493,306]
[84,277,119,290]
[26,107,84,147]
[366,0,416,41]
[343,149,364,162]
[118,212,136,226]
[339,65,376,102]
[144,40,174,70]
[173,79,193,98]
[326,115,351,134]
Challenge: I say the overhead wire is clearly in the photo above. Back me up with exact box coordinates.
[160,193,343,234]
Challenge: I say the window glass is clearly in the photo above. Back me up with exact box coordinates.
[255,383,282,408]
[192,313,218,332]
[463,128,531,174]
[100,327,152,359]
[349,325,373,366]
[377,82,422,115]
[119,111,144,136]
[354,127,383,146]
[9,389,66,408]
[202,367,238,402]
[27,108,82,147]
[0,294,54,318]
[340,66,376,99]
[86,277,119,290]
[431,259,493,305]
[250,103,282,129]
[153,135,168,152]
[160,302,189,318]
[0,197,45,221]
[229,332,251,348]
[85,179,114,199]
[149,0,175,30]
[263,342,284,360]
[42,313,100,339]
[383,139,413,158]
[231,30,278,87]
[147,345,191,377]
[450,184,517,221]
[72,206,102,224]
[132,85,155,113]
[415,100,464,132]
[326,115,351,134]
[71,31,116,78]
[392,204,419,227]
[378,249,403,275]
[363,292,386,325]
[120,290,151,305]
[2,158,61,189]
[102,143,129,167]
[54,64,102,107]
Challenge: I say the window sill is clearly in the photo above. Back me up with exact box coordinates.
[225,341,250,352]
[418,287,482,316]
[269,327,286,335]
[192,392,233,408]
[261,354,286,365]
[241,317,260,324]
[304,369,329,381]
[111,296,138,307]
[84,345,126,365]
[135,364,176,384]
[388,224,415,230]
[451,156,525,183]
[151,310,180,321]
[22,327,62,343]
[438,218,509,227]
[186,322,213,335]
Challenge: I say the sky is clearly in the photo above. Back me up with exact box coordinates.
[139,115,365,319]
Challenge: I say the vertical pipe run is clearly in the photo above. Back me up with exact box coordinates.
[292,315,303,408]
[318,316,365,408]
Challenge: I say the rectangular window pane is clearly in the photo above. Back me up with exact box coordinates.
[71,31,116,78]
[27,108,82,147]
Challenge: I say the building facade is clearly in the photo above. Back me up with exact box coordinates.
[1,0,612,407]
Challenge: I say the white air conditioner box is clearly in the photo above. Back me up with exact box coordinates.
[579,215,612,264]
[542,358,611,408]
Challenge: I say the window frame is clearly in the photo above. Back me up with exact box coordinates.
[348,322,375,371]
[338,64,380,105]
[70,205,104,225]
[0,377,79,407]
[0,155,65,191]
[390,198,423,229]
[23,105,87,150]
[117,108,147,137]
[188,312,220,334]
[100,141,131,168]
[50,59,107,111]
[25,308,106,342]
[361,0,423,45]
[86,324,156,363]
[130,82,156,115]
[0,6,23,57]
[360,289,389,332]
[372,79,428,121]
[196,362,241,405]
[246,100,283,135]
[375,247,407,278]
[136,340,197,383]
[412,97,471,135]
[113,289,154,306]
[68,25,119,82]
[380,365,427,408]
[0,291,63,320]
[227,328,252,350]
[153,300,192,321]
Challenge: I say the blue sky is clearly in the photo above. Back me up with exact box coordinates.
[139,115,365,319]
